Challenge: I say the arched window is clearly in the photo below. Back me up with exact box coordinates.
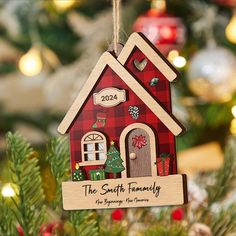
[81,131,107,165]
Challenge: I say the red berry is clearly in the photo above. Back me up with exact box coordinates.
[42,233,51,236]
[171,208,184,221]
[111,209,125,221]
[39,224,46,232]
[17,226,24,236]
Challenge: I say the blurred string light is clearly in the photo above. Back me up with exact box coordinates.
[168,50,187,68]
[232,105,236,118]
[230,105,236,135]
[173,56,186,68]
[18,47,43,77]
[230,118,236,135]
[1,183,15,197]
[225,9,236,44]
[151,0,166,12]
[53,0,76,11]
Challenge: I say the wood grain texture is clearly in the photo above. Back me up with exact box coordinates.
[120,123,157,178]
[118,32,179,82]
[78,160,105,167]
[93,87,126,107]
[62,174,187,210]
[58,52,183,135]
[127,128,151,177]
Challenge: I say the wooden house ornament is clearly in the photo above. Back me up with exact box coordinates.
[58,32,188,210]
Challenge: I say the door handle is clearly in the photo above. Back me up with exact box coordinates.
[129,153,137,160]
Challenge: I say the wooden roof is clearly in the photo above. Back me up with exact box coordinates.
[118,32,179,82]
[57,52,184,136]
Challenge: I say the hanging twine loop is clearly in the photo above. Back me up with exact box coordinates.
[113,0,121,55]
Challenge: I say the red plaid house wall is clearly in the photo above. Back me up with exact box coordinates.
[69,47,178,179]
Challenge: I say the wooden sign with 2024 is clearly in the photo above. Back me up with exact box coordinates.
[93,87,126,107]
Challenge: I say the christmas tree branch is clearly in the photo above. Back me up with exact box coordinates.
[69,210,99,236]
[144,223,187,236]
[46,136,99,235]
[46,136,70,212]
[207,137,236,205]
[6,132,46,236]
[0,196,18,236]
[211,204,236,236]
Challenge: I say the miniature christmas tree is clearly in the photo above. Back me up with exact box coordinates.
[105,141,125,178]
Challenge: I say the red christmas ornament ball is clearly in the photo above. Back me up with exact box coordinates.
[215,0,236,6]
[133,9,186,55]
[171,208,184,221]
[111,209,125,221]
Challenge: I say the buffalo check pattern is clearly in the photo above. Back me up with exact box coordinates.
[69,47,178,179]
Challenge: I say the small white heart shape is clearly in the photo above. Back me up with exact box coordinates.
[133,58,147,71]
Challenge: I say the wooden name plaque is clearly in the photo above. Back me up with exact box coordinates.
[62,174,187,210]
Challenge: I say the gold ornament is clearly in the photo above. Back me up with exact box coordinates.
[53,0,76,11]
[18,47,43,77]
[226,9,236,44]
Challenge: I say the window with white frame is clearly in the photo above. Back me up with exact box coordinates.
[81,131,107,163]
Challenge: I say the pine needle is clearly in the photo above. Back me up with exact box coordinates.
[6,132,46,236]
[46,136,99,236]
[46,136,70,212]
[0,196,18,236]
[207,138,236,205]
[211,204,236,236]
